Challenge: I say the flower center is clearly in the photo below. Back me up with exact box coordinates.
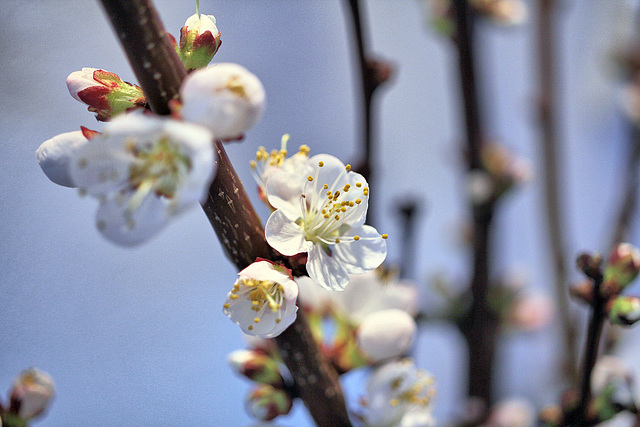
[126,135,192,210]
[224,278,285,331]
[389,372,435,408]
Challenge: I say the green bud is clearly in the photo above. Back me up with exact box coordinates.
[227,349,284,388]
[246,384,292,421]
[609,296,640,326]
[177,13,222,71]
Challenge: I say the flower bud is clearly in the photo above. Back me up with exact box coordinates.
[508,293,554,331]
[245,384,292,421]
[227,349,285,388]
[608,296,640,326]
[8,368,55,421]
[356,309,416,362]
[602,243,640,297]
[177,13,222,71]
[67,68,146,121]
[180,63,266,140]
[487,398,535,427]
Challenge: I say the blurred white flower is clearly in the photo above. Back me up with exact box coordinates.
[9,368,55,420]
[180,63,265,140]
[295,275,335,312]
[36,130,89,187]
[265,154,387,290]
[592,355,633,395]
[362,359,436,427]
[509,292,554,332]
[68,112,215,246]
[357,309,417,362]
[223,260,298,338]
[334,269,419,324]
[486,398,535,427]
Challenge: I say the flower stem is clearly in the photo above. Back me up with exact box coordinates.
[536,0,578,385]
[98,1,351,424]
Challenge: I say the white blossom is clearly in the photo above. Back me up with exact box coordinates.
[487,398,535,427]
[357,309,417,362]
[249,135,311,205]
[362,359,436,427]
[180,63,265,140]
[36,130,89,187]
[223,260,298,338]
[265,154,387,290]
[68,112,215,246]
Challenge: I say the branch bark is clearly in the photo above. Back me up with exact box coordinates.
[536,0,578,385]
[98,1,351,425]
[451,0,498,412]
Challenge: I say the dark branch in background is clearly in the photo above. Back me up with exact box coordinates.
[98,1,351,425]
[451,0,499,413]
[343,0,391,227]
[563,256,605,426]
[398,200,421,278]
[536,0,578,385]
[610,127,640,247]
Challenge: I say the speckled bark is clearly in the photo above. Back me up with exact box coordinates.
[99,1,350,424]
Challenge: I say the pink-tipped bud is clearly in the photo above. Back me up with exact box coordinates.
[66,68,146,121]
[245,384,292,421]
[227,349,285,388]
[608,296,640,326]
[9,368,55,421]
[601,243,640,297]
[177,13,222,71]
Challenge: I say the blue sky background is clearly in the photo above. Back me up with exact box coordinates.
[2,0,640,425]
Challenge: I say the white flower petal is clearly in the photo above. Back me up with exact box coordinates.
[239,261,299,302]
[36,131,89,187]
[265,209,308,256]
[333,225,387,274]
[66,68,98,102]
[69,136,134,197]
[357,309,417,362]
[307,154,349,191]
[95,193,168,246]
[295,276,335,311]
[401,411,436,427]
[306,244,350,290]
[265,171,305,220]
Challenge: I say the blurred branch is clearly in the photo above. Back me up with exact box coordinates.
[98,1,351,425]
[610,127,640,247]
[564,259,605,426]
[398,199,421,278]
[343,0,392,227]
[451,0,499,413]
[536,0,578,384]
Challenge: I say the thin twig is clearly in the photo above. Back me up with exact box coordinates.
[610,127,640,247]
[536,0,578,385]
[343,0,391,227]
[451,0,499,411]
[98,1,351,425]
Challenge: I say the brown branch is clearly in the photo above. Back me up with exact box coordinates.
[343,0,391,226]
[98,1,351,425]
[563,262,605,426]
[451,0,498,412]
[536,0,578,385]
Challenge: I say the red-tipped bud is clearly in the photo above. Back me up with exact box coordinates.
[227,349,285,388]
[67,68,145,121]
[601,243,640,297]
[177,13,222,71]
[245,384,292,421]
